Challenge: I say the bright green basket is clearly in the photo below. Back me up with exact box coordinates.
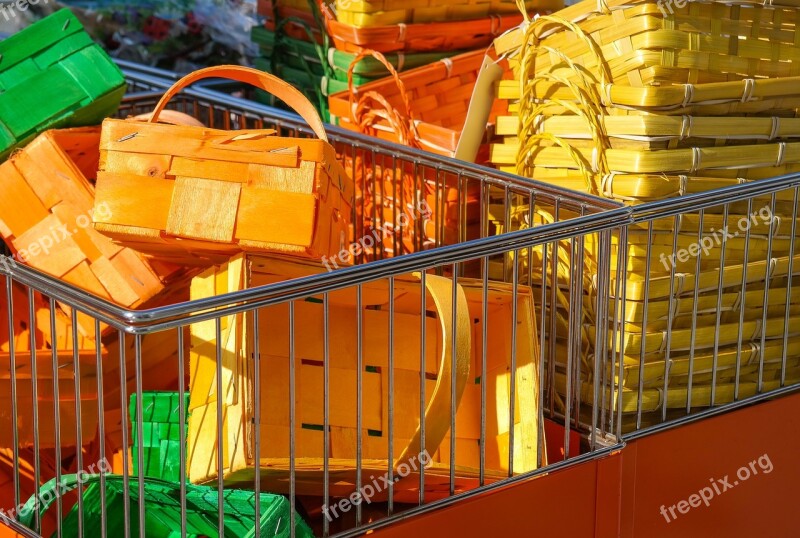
[0,9,126,161]
[129,392,190,483]
[18,474,316,538]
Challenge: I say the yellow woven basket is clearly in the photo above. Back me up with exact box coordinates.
[335,0,562,27]
[479,0,800,430]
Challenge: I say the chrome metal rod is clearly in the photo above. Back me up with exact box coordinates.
[781,187,799,386]
[49,299,62,538]
[215,319,225,537]
[177,327,188,538]
[72,312,84,537]
[253,310,262,538]
[637,222,654,429]
[28,289,41,531]
[711,204,731,406]
[133,334,146,537]
[5,277,19,510]
[686,210,705,413]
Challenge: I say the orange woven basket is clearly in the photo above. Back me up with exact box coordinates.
[329,49,506,158]
[260,0,326,44]
[93,66,354,266]
[0,127,187,335]
[328,51,498,259]
[0,280,101,449]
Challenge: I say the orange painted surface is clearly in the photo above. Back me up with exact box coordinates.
[371,452,623,537]
[372,392,800,537]
[621,392,800,537]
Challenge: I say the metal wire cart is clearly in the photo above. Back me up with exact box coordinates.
[1,64,799,537]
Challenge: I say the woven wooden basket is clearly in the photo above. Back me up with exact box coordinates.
[328,50,499,258]
[0,9,126,161]
[326,11,529,53]
[330,49,506,157]
[501,0,800,86]
[334,0,562,27]
[0,127,186,335]
[94,66,354,265]
[187,255,542,500]
[481,0,800,429]
[259,0,326,43]
[0,281,101,449]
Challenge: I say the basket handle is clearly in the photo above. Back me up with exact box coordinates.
[347,50,419,144]
[148,65,329,143]
[131,110,204,127]
[394,273,470,478]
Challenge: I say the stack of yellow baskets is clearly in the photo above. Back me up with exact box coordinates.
[335,0,557,27]
[490,0,800,429]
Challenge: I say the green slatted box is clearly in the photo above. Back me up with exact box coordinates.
[0,9,126,161]
[251,25,460,122]
[18,474,316,538]
[130,392,189,482]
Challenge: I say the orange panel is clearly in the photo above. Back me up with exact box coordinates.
[371,451,622,537]
[621,392,800,537]
[372,392,800,536]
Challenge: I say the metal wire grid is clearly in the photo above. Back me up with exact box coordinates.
[0,65,797,537]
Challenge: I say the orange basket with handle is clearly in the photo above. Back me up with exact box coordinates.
[329,49,506,158]
[329,50,502,258]
[93,65,354,266]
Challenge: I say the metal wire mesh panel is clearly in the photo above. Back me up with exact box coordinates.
[0,65,798,538]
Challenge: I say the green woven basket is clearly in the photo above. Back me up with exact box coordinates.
[0,9,126,161]
[130,392,190,483]
[18,474,316,538]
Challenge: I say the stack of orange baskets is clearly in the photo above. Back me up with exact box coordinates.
[324,0,562,259]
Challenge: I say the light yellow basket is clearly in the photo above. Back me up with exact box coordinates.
[335,0,563,27]
[479,0,800,431]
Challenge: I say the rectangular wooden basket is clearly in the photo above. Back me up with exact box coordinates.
[330,50,506,159]
[0,9,126,161]
[334,0,562,27]
[93,116,354,264]
[500,0,800,87]
[0,127,186,335]
[0,280,100,449]
[186,255,542,500]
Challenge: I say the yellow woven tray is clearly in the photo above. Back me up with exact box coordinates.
[335,0,560,27]
[612,337,800,389]
[497,115,800,150]
[565,373,800,416]
[506,0,800,87]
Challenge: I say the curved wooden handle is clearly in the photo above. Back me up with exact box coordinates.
[131,109,205,127]
[148,65,329,142]
[347,50,414,125]
[395,273,471,474]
